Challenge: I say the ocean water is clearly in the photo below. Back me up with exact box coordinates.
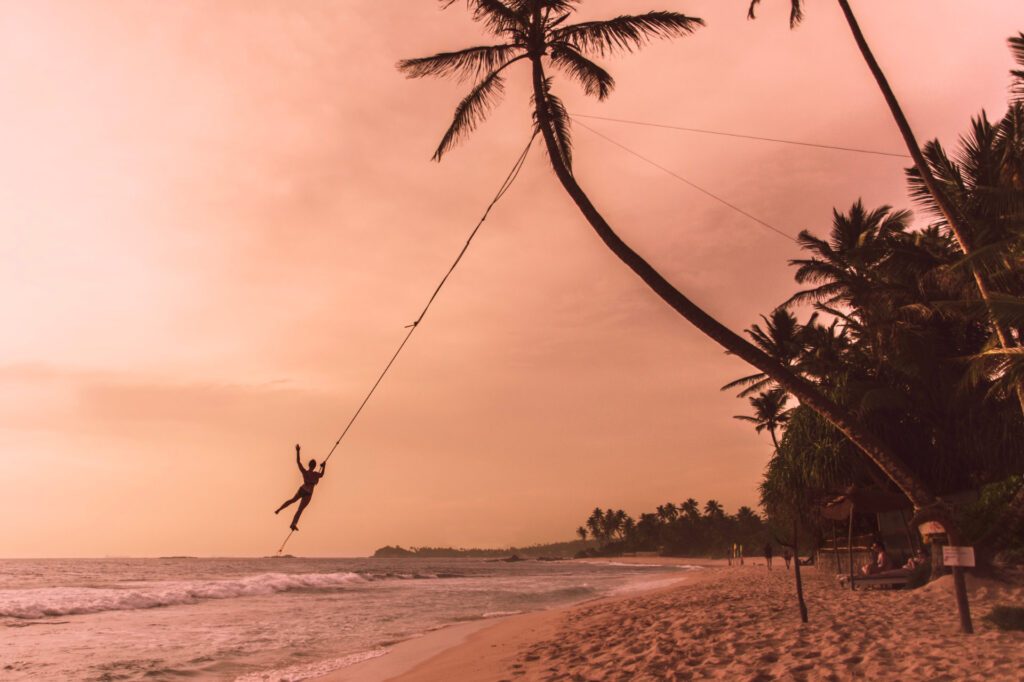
[0,557,698,680]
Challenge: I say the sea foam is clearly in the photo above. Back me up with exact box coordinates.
[0,571,366,619]
[234,648,388,682]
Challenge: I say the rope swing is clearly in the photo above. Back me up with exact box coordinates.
[275,133,537,555]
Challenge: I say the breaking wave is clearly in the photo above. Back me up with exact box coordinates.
[0,571,367,619]
[234,648,388,682]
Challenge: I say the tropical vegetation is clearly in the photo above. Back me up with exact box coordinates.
[398,0,940,518]
[398,3,1023,564]
[574,502,770,558]
[733,35,1024,560]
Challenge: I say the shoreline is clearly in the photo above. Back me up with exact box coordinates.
[315,557,720,682]
[318,558,1023,681]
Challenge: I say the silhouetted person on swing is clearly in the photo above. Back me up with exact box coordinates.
[274,444,326,531]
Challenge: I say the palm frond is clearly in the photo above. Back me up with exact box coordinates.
[398,44,523,81]
[747,0,804,28]
[736,376,775,398]
[1010,33,1024,101]
[433,69,507,161]
[549,43,614,99]
[443,0,526,37]
[553,12,702,58]
[963,344,1024,400]
[720,372,768,393]
[934,292,1024,328]
[532,0,580,14]
[723,374,775,398]
[532,77,572,169]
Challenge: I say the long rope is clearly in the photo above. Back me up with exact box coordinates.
[573,113,911,159]
[277,529,294,554]
[276,133,537,554]
[572,117,796,243]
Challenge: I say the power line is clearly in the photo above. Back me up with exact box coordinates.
[573,113,911,159]
[572,117,796,243]
[276,133,537,555]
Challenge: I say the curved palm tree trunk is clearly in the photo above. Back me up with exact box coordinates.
[528,56,935,510]
[835,0,1024,417]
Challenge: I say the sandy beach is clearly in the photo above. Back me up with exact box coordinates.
[321,559,1024,681]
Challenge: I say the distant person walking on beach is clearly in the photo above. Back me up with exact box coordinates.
[763,542,774,569]
[783,548,792,570]
[274,444,326,531]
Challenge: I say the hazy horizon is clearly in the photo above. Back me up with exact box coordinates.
[3,0,1023,558]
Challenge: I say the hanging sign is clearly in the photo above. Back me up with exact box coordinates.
[942,546,975,567]
[918,521,945,535]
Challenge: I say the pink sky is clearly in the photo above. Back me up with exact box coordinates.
[2,1,1022,557]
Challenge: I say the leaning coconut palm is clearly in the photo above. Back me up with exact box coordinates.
[748,1,1024,415]
[399,0,934,510]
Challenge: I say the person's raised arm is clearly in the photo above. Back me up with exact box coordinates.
[319,461,327,477]
[295,444,303,472]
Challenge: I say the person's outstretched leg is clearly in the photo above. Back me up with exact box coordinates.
[276,490,303,514]
[290,495,311,530]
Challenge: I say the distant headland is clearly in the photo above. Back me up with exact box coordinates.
[372,540,588,559]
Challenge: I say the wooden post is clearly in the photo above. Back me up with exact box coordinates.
[847,505,855,588]
[898,509,916,554]
[952,567,974,634]
[793,517,808,623]
[831,521,840,576]
[913,510,974,635]
[944,528,974,635]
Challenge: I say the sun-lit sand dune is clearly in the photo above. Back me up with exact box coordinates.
[346,564,1024,681]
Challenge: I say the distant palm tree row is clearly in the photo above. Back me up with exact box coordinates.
[399,3,1022,548]
[575,500,768,557]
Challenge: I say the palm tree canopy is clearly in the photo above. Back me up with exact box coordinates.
[398,0,702,161]
[704,499,724,517]
[734,388,793,438]
[736,505,759,522]
[787,200,912,311]
[721,308,815,397]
